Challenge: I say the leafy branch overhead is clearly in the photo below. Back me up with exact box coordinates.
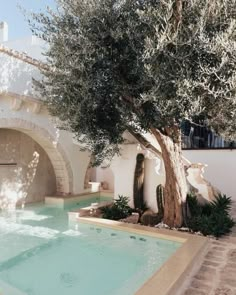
[30,0,236,165]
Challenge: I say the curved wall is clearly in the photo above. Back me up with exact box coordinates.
[0,129,56,205]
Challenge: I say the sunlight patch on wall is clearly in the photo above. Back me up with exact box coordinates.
[0,151,40,210]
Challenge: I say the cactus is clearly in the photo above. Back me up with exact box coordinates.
[133,153,145,209]
[156,184,164,217]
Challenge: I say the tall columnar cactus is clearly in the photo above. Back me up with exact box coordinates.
[156,184,164,217]
[133,153,145,210]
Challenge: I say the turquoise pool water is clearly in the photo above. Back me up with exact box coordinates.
[0,199,181,295]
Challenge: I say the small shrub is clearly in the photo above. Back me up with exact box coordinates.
[187,193,235,237]
[101,195,132,220]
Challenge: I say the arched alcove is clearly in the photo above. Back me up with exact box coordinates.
[0,128,57,205]
[0,118,73,195]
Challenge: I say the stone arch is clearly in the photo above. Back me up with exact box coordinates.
[0,118,73,195]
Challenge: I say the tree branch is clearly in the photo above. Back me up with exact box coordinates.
[127,128,162,158]
[173,0,183,31]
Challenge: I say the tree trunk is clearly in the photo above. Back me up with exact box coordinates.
[151,128,187,227]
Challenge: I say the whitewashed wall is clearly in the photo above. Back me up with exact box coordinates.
[183,150,236,200]
[110,145,138,207]
[0,50,40,96]
[92,167,114,191]
[2,36,46,60]
[144,157,165,212]
[109,144,164,211]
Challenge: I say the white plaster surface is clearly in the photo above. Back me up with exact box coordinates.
[0,50,41,96]
[110,144,140,207]
[184,150,236,200]
[92,167,114,191]
[144,157,165,212]
[110,144,164,211]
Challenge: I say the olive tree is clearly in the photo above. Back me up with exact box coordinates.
[30,0,236,227]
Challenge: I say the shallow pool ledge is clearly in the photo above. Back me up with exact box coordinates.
[45,191,113,208]
[78,217,209,295]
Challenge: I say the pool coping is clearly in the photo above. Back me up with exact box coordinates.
[77,217,209,295]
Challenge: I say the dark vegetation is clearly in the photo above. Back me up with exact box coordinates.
[187,194,235,237]
[101,195,132,220]
[101,191,235,238]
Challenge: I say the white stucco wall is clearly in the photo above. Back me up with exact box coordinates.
[144,157,165,212]
[2,36,46,60]
[110,145,137,206]
[0,50,41,96]
[92,167,114,191]
[110,144,163,211]
[183,150,236,200]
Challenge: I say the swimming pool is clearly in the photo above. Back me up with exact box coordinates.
[0,201,181,295]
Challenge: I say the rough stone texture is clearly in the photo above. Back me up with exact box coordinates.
[120,213,139,224]
[214,287,234,295]
[183,201,236,295]
[184,289,206,295]
[190,279,211,292]
[140,209,162,226]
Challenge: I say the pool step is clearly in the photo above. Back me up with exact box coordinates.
[68,201,113,221]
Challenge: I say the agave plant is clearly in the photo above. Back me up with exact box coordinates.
[211,194,233,215]
[187,193,235,237]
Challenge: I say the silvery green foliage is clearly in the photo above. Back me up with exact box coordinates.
[30,0,236,165]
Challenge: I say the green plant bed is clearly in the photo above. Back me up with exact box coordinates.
[187,193,235,237]
[101,195,133,221]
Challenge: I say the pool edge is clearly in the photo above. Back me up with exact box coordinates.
[136,233,208,295]
[77,217,209,295]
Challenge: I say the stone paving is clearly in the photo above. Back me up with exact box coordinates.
[182,202,236,295]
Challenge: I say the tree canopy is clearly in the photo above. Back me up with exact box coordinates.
[31,0,236,165]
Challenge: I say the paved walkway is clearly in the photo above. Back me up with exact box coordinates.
[182,202,236,295]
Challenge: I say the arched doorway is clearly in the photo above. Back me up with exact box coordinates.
[0,129,57,207]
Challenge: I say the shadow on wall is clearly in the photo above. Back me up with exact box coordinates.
[0,129,56,209]
[88,166,115,191]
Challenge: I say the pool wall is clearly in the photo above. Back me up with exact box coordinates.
[45,191,113,208]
